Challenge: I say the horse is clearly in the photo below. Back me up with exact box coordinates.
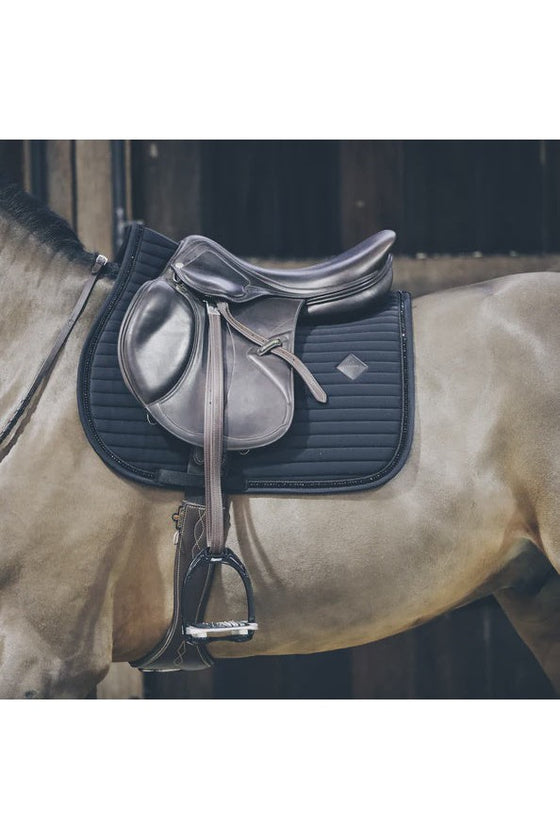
[1,181,559,699]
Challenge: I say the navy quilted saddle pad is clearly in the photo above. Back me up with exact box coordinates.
[78,224,415,495]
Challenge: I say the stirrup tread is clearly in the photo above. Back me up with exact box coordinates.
[184,620,258,640]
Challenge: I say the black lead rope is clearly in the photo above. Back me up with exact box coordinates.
[0,253,108,448]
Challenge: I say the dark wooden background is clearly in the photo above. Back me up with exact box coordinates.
[129,140,560,257]
[1,140,557,698]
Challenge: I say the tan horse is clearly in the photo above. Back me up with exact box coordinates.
[1,186,559,698]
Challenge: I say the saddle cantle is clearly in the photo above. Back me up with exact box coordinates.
[115,228,400,668]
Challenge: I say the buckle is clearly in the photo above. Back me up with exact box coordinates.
[91,253,108,275]
[256,337,282,356]
[181,547,257,644]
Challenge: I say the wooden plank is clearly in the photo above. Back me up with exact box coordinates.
[543,140,560,252]
[353,633,416,699]
[340,140,404,251]
[212,658,283,700]
[410,604,492,699]
[45,140,74,225]
[401,140,435,254]
[403,141,479,254]
[401,141,544,256]
[473,140,542,254]
[487,598,555,698]
[111,140,133,253]
[143,669,214,700]
[0,140,24,185]
[123,139,133,220]
[214,651,352,699]
[75,139,113,257]
[22,141,48,203]
[279,140,339,257]
[353,597,554,700]
[131,140,202,242]
[201,140,340,257]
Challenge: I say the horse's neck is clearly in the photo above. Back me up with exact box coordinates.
[0,213,93,423]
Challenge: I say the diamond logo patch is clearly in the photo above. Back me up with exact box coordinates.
[336,353,368,381]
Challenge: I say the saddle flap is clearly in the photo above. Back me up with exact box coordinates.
[118,276,302,450]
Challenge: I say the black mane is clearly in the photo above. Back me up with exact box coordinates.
[0,176,92,264]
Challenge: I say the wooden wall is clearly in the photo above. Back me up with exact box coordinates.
[127,140,560,258]
[1,140,557,698]
[5,139,560,258]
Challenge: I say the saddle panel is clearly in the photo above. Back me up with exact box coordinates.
[118,274,302,449]
[169,230,395,317]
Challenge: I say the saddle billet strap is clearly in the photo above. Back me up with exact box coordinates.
[0,253,108,448]
[130,497,215,672]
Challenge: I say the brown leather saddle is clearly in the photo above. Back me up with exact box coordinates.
[118,230,395,657]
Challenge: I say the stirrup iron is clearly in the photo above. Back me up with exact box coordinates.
[181,547,258,643]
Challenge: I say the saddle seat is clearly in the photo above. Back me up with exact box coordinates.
[168,229,395,320]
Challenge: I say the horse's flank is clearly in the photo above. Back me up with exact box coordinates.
[207,274,560,658]
[1,201,560,696]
